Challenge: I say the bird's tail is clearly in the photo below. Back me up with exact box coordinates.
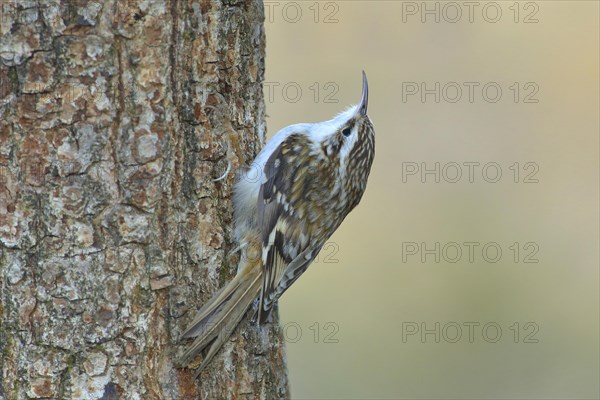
[177,259,262,376]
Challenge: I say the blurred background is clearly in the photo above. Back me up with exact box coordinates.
[263,2,599,399]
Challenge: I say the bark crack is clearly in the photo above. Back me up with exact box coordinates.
[169,0,179,110]
[110,37,125,199]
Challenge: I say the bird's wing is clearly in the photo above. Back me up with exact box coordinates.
[256,133,321,323]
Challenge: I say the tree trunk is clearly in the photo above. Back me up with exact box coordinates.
[0,1,289,398]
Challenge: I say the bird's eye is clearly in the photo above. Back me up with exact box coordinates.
[342,127,352,137]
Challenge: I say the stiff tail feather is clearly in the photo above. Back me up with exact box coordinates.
[177,265,262,376]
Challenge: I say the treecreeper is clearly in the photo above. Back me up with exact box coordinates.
[178,72,376,377]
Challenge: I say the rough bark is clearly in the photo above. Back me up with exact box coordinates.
[0,0,289,398]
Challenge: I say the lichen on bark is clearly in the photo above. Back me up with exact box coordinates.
[0,1,288,398]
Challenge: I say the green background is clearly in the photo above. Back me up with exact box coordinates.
[264,1,599,399]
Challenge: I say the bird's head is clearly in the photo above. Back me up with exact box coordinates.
[311,71,375,198]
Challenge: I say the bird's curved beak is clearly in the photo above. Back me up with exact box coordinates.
[358,71,369,116]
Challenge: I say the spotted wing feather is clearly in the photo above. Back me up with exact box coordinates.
[257,134,320,323]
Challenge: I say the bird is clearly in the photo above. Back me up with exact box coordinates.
[177,71,375,376]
